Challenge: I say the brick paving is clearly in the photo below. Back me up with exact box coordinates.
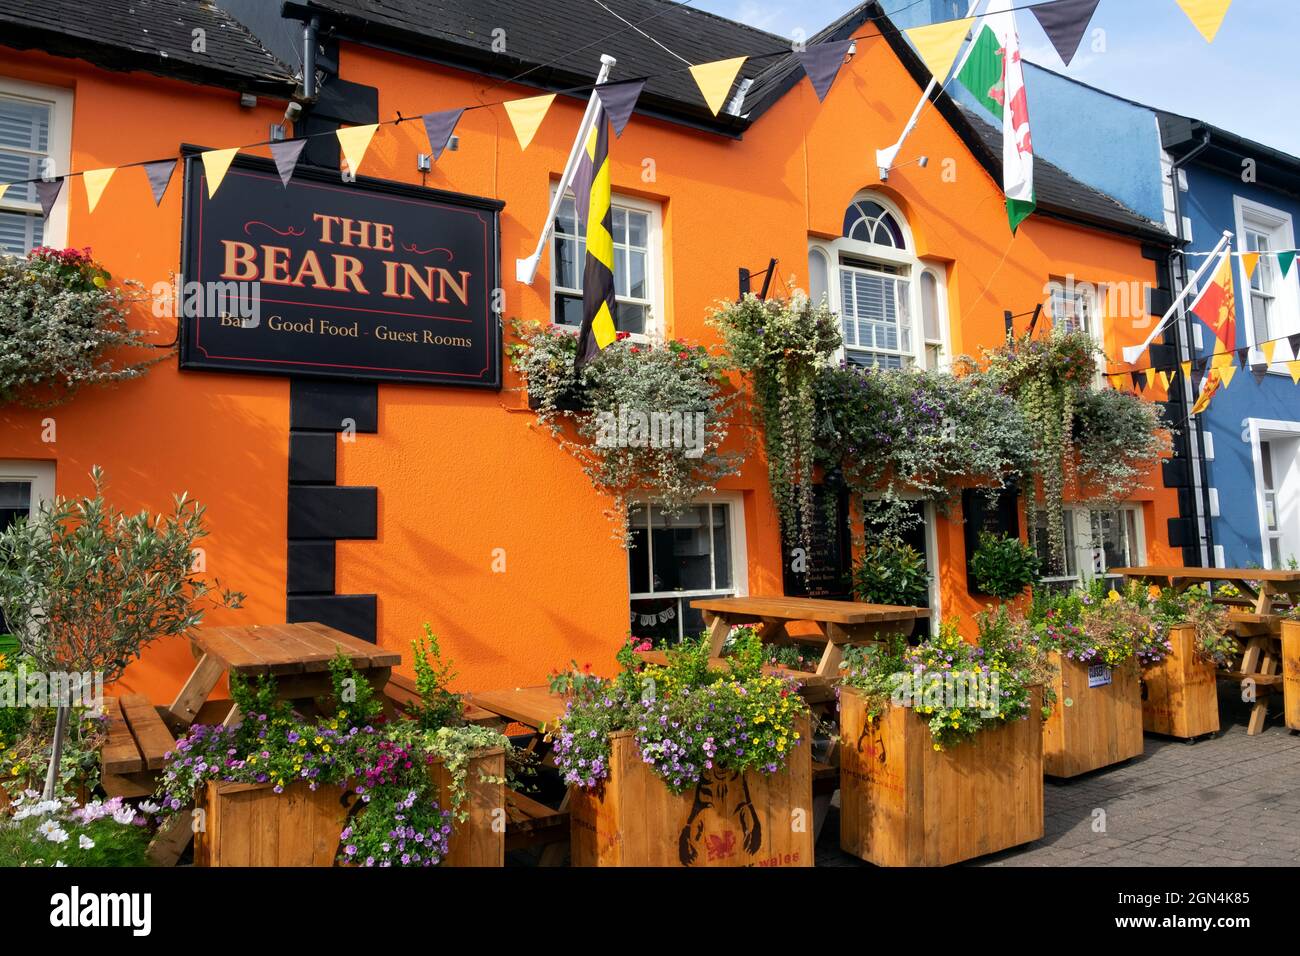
[817,687,1300,867]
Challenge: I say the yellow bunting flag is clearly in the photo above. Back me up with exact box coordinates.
[504,94,556,150]
[200,148,239,198]
[689,57,748,117]
[1289,359,1300,384]
[1108,373,1127,391]
[0,183,8,204]
[1182,360,1192,380]
[905,17,973,80]
[82,167,116,213]
[1242,251,1260,279]
[1217,355,1237,389]
[1262,339,1278,365]
[1144,368,1159,390]
[336,124,379,177]
[1159,370,1173,391]
[1176,0,1233,43]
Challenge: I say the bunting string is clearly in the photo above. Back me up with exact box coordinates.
[0,0,1237,201]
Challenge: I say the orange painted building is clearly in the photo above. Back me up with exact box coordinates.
[0,0,1180,703]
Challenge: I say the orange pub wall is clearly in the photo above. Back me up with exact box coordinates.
[0,33,1179,706]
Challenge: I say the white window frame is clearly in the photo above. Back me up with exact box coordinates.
[0,459,55,513]
[1034,504,1147,586]
[1246,418,1300,569]
[809,192,951,371]
[627,492,748,642]
[1046,275,1107,384]
[1234,195,1299,369]
[0,77,73,252]
[549,188,664,343]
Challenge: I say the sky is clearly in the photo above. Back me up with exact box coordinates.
[691,0,1300,155]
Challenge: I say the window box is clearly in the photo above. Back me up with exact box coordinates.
[1043,653,1144,778]
[569,715,813,867]
[838,686,1044,866]
[1141,625,1220,741]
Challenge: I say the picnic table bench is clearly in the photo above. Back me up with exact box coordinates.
[101,695,177,799]
[1115,566,1300,734]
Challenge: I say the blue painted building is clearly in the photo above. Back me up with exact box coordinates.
[882,2,1300,569]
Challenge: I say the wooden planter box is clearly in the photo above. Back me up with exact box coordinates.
[195,779,354,867]
[570,715,813,867]
[431,748,505,867]
[1043,653,1144,778]
[839,686,1043,867]
[1141,625,1220,740]
[1283,620,1300,733]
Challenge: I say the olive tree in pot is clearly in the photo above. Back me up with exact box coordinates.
[0,467,242,798]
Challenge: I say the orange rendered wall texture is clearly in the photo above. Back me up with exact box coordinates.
[0,32,1178,704]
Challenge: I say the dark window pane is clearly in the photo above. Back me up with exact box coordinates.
[554,293,583,327]
[649,505,712,592]
[0,481,32,635]
[631,597,680,645]
[711,505,731,590]
[628,506,650,594]
[615,301,647,335]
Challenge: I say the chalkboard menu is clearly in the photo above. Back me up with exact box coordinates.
[782,483,852,600]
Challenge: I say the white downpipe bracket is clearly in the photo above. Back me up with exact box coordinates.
[515,54,617,285]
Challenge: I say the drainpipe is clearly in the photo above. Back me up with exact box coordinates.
[301,15,320,100]
[1168,130,1214,566]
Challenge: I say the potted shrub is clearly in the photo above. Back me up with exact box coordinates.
[851,537,930,613]
[1141,586,1230,740]
[968,531,1040,600]
[0,467,241,800]
[1026,582,1149,777]
[554,632,814,867]
[0,246,159,406]
[837,615,1050,866]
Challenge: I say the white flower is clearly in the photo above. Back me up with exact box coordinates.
[45,828,70,844]
[138,800,160,815]
[79,834,95,850]
[111,806,136,826]
[54,861,67,867]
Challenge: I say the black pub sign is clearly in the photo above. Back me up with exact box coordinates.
[179,150,503,388]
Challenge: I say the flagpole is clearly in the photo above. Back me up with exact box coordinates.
[876,0,985,180]
[516,55,617,285]
[1121,230,1233,365]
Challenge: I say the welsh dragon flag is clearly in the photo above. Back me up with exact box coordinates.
[957,0,1036,232]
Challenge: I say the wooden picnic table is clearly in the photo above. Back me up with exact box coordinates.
[690,595,928,678]
[165,622,401,730]
[467,685,568,731]
[1115,566,1300,734]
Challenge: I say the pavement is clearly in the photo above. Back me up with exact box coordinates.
[816,685,1300,867]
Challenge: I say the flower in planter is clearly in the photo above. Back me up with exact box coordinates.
[551,633,808,792]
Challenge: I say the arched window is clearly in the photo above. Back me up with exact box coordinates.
[842,199,906,248]
[809,192,949,370]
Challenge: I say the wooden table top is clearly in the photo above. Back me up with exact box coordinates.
[467,686,568,730]
[1113,566,1300,584]
[192,622,401,676]
[691,595,928,625]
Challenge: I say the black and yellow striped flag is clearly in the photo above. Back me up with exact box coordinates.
[575,106,617,369]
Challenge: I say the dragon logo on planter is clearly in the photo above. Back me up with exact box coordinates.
[856,721,888,765]
[677,768,762,865]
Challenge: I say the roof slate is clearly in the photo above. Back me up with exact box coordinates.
[0,0,297,94]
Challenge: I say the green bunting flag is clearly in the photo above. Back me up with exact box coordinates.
[1279,250,1296,278]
